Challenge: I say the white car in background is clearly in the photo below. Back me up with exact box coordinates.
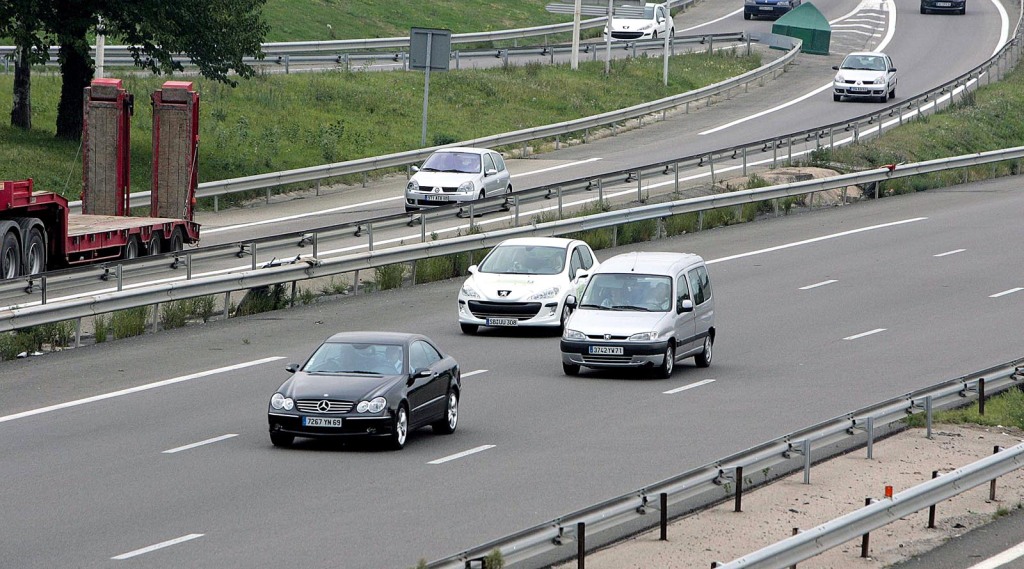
[603,3,674,41]
[457,237,599,334]
[405,147,512,213]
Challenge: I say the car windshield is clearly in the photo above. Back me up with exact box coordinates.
[303,342,406,375]
[579,273,672,312]
[643,5,656,18]
[841,55,886,71]
[420,151,481,174]
[478,244,565,275]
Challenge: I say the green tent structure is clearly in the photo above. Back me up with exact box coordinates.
[771,2,831,55]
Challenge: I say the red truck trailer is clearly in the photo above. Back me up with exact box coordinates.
[0,78,201,279]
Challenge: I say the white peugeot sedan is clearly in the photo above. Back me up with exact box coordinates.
[457,237,599,334]
[405,147,512,213]
[832,52,897,103]
[603,3,674,41]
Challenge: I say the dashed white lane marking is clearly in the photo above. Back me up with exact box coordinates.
[461,370,488,378]
[163,434,238,454]
[111,533,204,560]
[844,328,886,340]
[965,540,1024,569]
[428,445,496,465]
[663,379,716,394]
[934,249,966,257]
[799,279,838,290]
[0,357,285,425]
[990,288,1023,298]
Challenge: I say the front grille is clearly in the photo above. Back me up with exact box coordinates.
[582,354,634,364]
[422,186,459,194]
[296,399,354,414]
[611,32,643,39]
[585,334,630,340]
[468,300,542,319]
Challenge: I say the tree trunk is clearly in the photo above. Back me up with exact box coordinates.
[10,46,32,130]
[55,38,93,141]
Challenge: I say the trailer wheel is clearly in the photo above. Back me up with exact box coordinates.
[23,227,45,276]
[0,227,22,279]
[124,236,142,260]
[168,228,184,252]
[147,233,162,256]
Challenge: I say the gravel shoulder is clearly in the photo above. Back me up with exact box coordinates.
[556,425,1024,569]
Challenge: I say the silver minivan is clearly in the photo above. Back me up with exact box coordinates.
[560,251,715,378]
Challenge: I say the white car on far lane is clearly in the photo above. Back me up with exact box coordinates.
[405,147,512,213]
[832,51,897,103]
[457,237,599,334]
[603,3,674,41]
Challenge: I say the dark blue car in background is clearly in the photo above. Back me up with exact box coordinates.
[744,0,800,19]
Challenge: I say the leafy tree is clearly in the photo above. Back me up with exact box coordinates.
[2,0,270,140]
[0,0,48,129]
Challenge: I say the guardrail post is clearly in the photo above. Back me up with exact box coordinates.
[577,522,586,569]
[598,178,604,202]
[734,465,744,512]
[251,242,258,270]
[290,281,297,307]
[74,317,82,348]
[354,270,360,295]
[802,438,811,484]
[636,172,644,202]
[866,416,874,459]
[741,147,747,177]
[772,141,778,167]
[709,154,716,187]
[660,492,668,541]
[789,528,800,569]
[928,470,939,528]
[557,187,563,218]
[266,187,271,205]
[829,127,834,150]
[925,395,933,439]
[116,264,123,292]
[284,54,290,74]
[456,50,461,69]
[40,275,47,305]
[223,292,230,319]
[150,303,158,334]
[514,196,520,227]
[787,136,793,165]
[673,162,680,193]
[312,232,319,259]
[860,498,872,557]
[979,377,986,415]
[991,445,1002,500]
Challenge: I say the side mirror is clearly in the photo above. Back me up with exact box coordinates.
[285,363,300,373]
[565,295,578,308]
[411,165,420,173]
[467,264,478,274]
[831,65,839,70]
[679,299,694,313]
[484,168,498,177]
[412,368,433,379]
[889,67,897,72]
[575,270,588,282]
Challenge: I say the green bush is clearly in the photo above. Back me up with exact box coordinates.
[192,295,217,323]
[111,307,150,339]
[161,301,192,330]
[235,285,288,316]
[94,315,108,343]
[665,212,700,237]
[702,207,736,229]
[375,263,406,291]
[618,219,658,245]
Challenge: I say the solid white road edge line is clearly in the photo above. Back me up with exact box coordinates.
[965,540,1024,569]
[461,370,488,378]
[163,434,239,454]
[111,533,204,560]
[663,379,716,394]
[428,444,496,465]
[990,287,1023,298]
[800,279,838,290]
[844,328,886,340]
[0,357,285,425]
[934,249,966,257]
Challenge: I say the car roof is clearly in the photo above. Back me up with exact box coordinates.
[495,237,578,249]
[595,251,703,276]
[844,51,887,57]
[323,331,422,344]
[432,147,493,155]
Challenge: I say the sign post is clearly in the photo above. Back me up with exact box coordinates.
[410,27,452,146]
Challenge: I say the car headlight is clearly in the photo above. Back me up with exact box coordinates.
[527,286,560,301]
[407,179,419,192]
[460,282,479,298]
[457,181,475,193]
[270,393,294,411]
[745,0,755,4]
[834,74,845,83]
[871,76,885,84]
[357,397,387,414]
[778,0,790,6]
[628,331,659,341]
[563,329,586,340]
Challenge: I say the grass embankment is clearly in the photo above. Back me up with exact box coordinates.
[0,51,759,204]
[907,388,1024,431]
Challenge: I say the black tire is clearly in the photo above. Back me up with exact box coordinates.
[695,335,713,368]
[959,6,965,14]
[146,233,161,256]
[833,94,841,102]
[460,323,478,335]
[22,227,45,276]
[562,362,580,376]
[0,227,21,279]
[168,228,185,252]
[432,390,459,434]
[921,6,927,13]
[388,405,409,450]
[889,86,896,99]
[655,342,675,379]
[124,236,142,260]
[744,11,752,19]
[270,432,294,447]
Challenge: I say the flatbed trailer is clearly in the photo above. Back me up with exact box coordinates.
[0,79,201,278]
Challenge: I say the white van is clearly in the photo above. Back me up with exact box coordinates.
[560,252,715,378]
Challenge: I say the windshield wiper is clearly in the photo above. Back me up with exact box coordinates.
[580,303,610,310]
[612,305,651,311]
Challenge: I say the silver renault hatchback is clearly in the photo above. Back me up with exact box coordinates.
[560,251,715,378]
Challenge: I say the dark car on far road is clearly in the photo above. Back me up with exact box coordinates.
[268,331,460,450]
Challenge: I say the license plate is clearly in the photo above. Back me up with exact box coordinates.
[487,318,519,327]
[849,87,867,92]
[426,195,449,201]
[589,346,624,355]
[936,2,951,5]
[303,417,343,427]
[759,6,773,9]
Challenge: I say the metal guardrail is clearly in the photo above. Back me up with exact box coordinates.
[424,359,1024,568]
[4,143,1024,331]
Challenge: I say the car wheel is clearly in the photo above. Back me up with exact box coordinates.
[889,87,896,100]
[959,6,965,13]
[562,362,580,376]
[502,184,513,211]
[23,227,45,276]
[921,5,927,13]
[460,323,478,334]
[655,342,675,379]
[433,390,459,434]
[744,11,752,19]
[270,432,294,448]
[147,233,161,256]
[695,335,713,368]
[389,405,409,450]
[833,94,841,102]
[124,236,141,260]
